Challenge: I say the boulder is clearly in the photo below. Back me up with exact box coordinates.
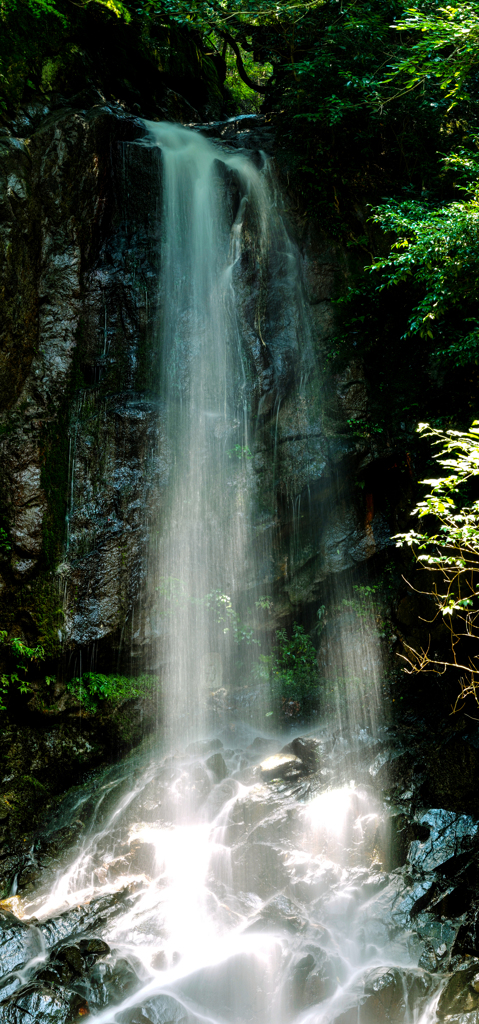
[230,842,288,899]
[259,753,303,781]
[438,960,479,1018]
[205,752,228,781]
[0,984,88,1023]
[290,948,337,1011]
[116,994,187,1024]
[176,949,282,1022]
[0,909,37,978]
[281,736,320,771]
[332,967,431,1024]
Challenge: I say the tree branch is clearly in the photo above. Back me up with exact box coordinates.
[218,29,267,93]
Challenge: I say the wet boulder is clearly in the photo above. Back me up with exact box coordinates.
[205,752,228,781]
[290,947,338,1011]
[127,841,157,877]
[259,753,303,782]
[363,966,431,1016]
[281,737,320,772]
[437,959,479,1018]
[79,954,143,1012]
[230,842,288,899]
[333,967,432,1024]
[186,739,224,756]
[38,887,136,946]
[116,994,187,1023]
[175,949,283,1022]
[0,984,88,1023]
[0,908,38,978]
[38,937,111,987]
[246,893,306,934]
[408,810,479,874]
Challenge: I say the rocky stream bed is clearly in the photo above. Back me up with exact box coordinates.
[0,725,478,1024]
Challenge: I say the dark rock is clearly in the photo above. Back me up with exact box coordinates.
[151,950,167,970]
[0,984,87,1023]
[422,741,479,817]
[418,943,438,972]
[176,951,280,1022]
[290,947,337,1011]
[94,955,143,1006]
[117,994,187,1023]
[408,810,478,874]
[333,967,432,1024]
[0,975,21,1002]
[55,943,84,976]
[248,736,270,751]
[259,752,303,781]
[127,841,157,876]
[247,893,305,933]
[79,937,110,958]
[368,749,413,791]
[186,738,224,755]
[438,959,479,1018]
[38,887,135,946]
[363,967,431,1021]
[281,736,320,771]
[230,842,288,899]
[0,909,37,977]
[205,752,228,781]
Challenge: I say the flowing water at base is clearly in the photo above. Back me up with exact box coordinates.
[7,726,441,1024]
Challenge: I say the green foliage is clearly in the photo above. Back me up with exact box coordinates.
[346,417,384,440]
[342,582,382,618]
[0,0,66,22]
[396,421,479,586]
[0,528,11,555]
[224,46,272,111]
[395,421,479,705]
[206,590,259,645]
[66,671,156,713]
[260,622,318,718]
[367,146,479,365]
[0,630,45,709]
[157,578,258,644]
[384,3,479,109]
[226,444,253,460]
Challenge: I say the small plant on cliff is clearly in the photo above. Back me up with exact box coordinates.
[0,632,45,709]
[260,622,318,719]
[395,421,479,708]
[0,528,11,555]
[66,672,156,714]
[206,590,258,645]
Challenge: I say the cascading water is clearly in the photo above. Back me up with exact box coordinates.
[1,123,451,1024]
[148,121,269,744]
[146,120,316,744]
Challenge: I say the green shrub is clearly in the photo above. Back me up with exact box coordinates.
[66,672,156,714]
[0,631,45,709]
[261,622,319,719]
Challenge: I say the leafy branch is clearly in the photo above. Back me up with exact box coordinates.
[0,631,45,710]
[395,421,479,708]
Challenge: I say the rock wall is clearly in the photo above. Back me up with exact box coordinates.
[0,107,398,680]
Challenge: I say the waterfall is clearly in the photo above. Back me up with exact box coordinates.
[7,122,447,1024]
[145,121,311,745]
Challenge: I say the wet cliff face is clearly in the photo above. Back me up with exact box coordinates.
[0,107,397,677]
